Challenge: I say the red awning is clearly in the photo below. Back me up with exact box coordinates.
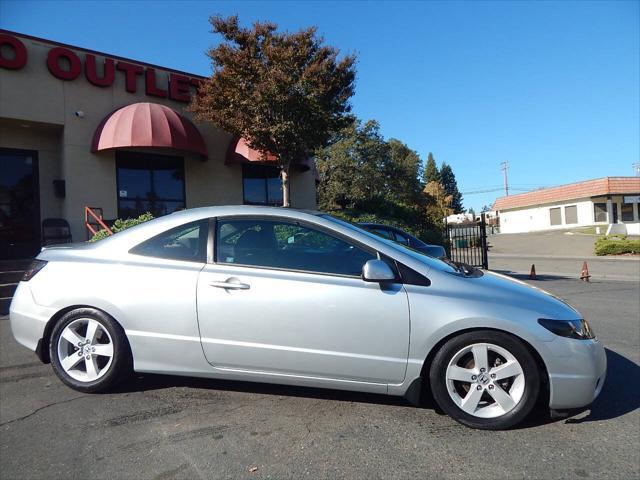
[225,136,313,172]
[225,136,277,165]
[91,102,208,158]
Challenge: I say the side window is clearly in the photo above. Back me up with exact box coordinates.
[372,228,394,240]
[392,231,410,246]
[130,219,208,262]
[216,219,376,276]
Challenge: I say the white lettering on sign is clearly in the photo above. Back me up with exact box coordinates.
[119,190,128,198]
[623,196,640,203]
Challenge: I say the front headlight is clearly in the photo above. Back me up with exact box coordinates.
[538,318,595,340]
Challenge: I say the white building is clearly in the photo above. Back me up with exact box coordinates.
[493,177,640,235]
[446,213,474,224]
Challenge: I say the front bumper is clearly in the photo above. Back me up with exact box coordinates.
[9,282,55,356]
[546,336,607,409]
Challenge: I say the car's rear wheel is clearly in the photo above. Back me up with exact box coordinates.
[429,330,540,430]
[50,308,131,393]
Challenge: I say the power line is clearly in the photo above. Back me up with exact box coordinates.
[462,187,535,195]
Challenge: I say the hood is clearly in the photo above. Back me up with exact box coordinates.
[453,270,582,321]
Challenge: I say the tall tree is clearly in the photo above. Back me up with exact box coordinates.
[423,152,440,184]
[423,181,453,222]
[316,119,389,210]
[439,162,464,213]
[386,139,424,206]
[316,120,432,238]
[190,15,357,206]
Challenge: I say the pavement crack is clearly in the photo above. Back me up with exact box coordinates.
[0,395,88,427]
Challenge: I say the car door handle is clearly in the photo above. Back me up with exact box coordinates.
[209,280,250,290]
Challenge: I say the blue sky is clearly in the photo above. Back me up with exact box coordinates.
[1,0,638,210]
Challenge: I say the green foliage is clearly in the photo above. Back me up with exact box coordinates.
[316,119,454,244]
[316,120,425,210]
[90,212,154,242]
[594,235,640,256]
[190,15,357,206]
[439,162,464,213]
[423,152,440,184]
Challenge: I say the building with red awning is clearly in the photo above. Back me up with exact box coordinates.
[0,30,318,259]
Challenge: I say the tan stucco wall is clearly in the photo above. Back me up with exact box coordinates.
[0,33,317,243]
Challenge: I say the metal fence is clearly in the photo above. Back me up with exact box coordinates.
[445,213,488,269]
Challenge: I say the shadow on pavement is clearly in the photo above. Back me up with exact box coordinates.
[492,270,571,282]
[111,348,637,428]
[114,372,418,408]
[564,348,640,424]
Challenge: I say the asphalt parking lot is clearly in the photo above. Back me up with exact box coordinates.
[1,277,639,479]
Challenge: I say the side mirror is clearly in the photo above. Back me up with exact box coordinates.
[362,259,396,282]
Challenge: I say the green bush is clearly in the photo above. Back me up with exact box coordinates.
[90,212,154,242]
[594,235,640,256]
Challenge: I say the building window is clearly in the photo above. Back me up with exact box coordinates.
[242,164,283,206]
[549,207,562,226]
[116,152,185,219]
[564,205,578,224]
[621,203,634,222]
[593,203,607,222]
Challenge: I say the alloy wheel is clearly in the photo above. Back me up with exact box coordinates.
[445,342,525,418]
[56,318,114,382]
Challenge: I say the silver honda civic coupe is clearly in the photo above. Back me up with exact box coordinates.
[10,206,606,429]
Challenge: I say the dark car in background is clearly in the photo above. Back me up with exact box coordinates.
[358,223,447,258]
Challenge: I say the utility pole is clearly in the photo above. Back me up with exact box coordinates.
[500,161,509,196]
[633,162,640,176]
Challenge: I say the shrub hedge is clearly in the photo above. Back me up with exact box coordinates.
[594,235,640,256]
[90,212,154,242]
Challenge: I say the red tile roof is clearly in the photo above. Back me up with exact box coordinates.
[493,177,640,211]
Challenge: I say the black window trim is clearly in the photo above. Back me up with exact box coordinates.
[210,214,399,280]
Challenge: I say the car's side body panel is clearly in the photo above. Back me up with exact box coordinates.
[197,263,410,384]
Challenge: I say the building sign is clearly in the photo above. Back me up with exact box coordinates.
[0,32,201,103]
[623,195,640,203]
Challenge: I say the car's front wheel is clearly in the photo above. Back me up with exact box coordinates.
[49,308,131,393]
[429,330,540,430]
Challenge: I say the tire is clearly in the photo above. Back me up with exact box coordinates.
[429,330,540,430]
[49,308,132,393]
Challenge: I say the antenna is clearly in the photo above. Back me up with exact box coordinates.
[633,162,640,176]
[500,161,509,196]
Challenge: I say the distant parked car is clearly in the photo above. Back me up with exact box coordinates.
[359,223,447,258]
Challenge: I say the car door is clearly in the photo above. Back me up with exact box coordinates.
[196,217,410,385]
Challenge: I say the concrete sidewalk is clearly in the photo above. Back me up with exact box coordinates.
[489,254,640,282]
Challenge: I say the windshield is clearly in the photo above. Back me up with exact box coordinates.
[319,214,461,274]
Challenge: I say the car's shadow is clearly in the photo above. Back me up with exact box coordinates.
[112,348,639,428]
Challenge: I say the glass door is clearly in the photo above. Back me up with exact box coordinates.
[0,149,40,260]
[116,152,185,219]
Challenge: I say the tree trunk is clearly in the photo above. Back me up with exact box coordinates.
[281,164,291,207]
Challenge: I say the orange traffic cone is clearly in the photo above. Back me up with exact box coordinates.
[529,264,536,280]
[580,261,591,282]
